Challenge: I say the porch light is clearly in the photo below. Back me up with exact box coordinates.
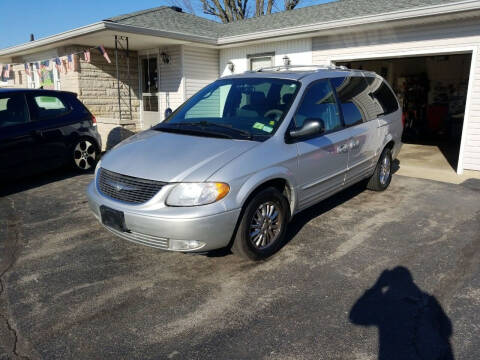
[227,61,235,73]
[160,52,171,64]
[283,55,291,66]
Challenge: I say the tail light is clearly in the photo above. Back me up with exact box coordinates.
[91,115,97,126]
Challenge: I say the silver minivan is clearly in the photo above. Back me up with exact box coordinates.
[87,66,403,260]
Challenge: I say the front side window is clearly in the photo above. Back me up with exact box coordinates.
[294,80,342,133]
[0,93,29,128]
[30,95,70,121]
[331,76,374,126]
[156,78,300,141]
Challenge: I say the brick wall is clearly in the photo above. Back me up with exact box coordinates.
[77,47,141,149]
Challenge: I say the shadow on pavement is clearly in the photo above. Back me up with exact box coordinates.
[0,168,91,197]
[350,266,454,360]
[284,181,367,245]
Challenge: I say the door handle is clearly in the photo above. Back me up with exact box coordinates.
[337,143,349,153]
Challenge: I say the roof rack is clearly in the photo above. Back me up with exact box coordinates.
[251,64,350,73]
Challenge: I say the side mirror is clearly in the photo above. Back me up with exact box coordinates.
[287,118,325,141]
[164,107,173,119]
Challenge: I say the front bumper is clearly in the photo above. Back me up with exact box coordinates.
[86,181,241,252]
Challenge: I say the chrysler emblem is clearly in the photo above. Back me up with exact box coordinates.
[106,180,136,192]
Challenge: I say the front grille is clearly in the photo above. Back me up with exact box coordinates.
[97,168,166,204]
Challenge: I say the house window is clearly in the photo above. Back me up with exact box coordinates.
[248,52,274,71]
[142,57,158,93]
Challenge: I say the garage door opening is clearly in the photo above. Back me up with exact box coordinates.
[337,54,471,178]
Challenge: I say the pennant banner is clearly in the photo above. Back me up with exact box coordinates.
[10,45,111,79]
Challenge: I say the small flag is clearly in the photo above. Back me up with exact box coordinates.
[3,64,10,79]
[67,54,74,71]
[97,45,111,64]
[54,57,62,73]
[35,62,41,77]
[83,49,91,63]
[61,57,68,73]
[24,63,31,77]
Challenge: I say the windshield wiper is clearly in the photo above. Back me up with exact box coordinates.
[178,121,253,139]
[154,124,233,139]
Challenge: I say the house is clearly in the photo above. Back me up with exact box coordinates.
[1,0,480,175]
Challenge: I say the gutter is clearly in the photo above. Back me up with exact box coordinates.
[0,22,107,57]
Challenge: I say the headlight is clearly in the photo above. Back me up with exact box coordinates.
[166,182,230,207]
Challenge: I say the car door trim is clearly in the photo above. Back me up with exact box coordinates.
[302,166,346,190]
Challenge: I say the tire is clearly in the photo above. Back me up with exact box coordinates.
[232,187,289,261]
[71,137,99,172]
[367,147,393,191]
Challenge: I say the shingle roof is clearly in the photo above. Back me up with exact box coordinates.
[106,6,223,39]
[106,0,465,40]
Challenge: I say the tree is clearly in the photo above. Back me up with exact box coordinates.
[201,0,300,23]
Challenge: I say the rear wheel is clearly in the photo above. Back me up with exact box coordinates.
[72,138,98,172]
[232,187,289,261]
[367,148,392,191]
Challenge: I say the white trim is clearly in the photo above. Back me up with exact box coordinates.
[457,46,478,174]
[331,45,477,175]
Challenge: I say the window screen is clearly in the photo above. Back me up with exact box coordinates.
[294,80,342,132]
[365,77,399,116]
[331,76,374,126]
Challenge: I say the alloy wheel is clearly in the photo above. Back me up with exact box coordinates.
[249,201,281,249]
[74,140,96,170]
[379,154,391,185]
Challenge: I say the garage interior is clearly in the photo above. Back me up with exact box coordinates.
[338,54,473,182]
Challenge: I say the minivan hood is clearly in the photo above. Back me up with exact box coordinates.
[100,130,259,182]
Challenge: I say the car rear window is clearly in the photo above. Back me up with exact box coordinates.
[31,94,71,120]
[364,77,399,116]
[331,76,373,126]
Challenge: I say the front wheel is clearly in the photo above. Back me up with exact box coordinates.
[72,138,99,172]
[367,148,392,191]
[232,187,289,261]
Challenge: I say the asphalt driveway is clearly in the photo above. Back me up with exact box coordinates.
[0,171,479,359]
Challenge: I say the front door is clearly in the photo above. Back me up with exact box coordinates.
[0,92,36,180]
[140,56,160,129]
[294,80,350,210]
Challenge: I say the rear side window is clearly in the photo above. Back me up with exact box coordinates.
[294,80,342,132]
[30,94,71,120]
[365,77,399,116]
[331,76,377,126]
[0,93,29,128]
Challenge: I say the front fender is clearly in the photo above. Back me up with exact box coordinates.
[235,166,298,216]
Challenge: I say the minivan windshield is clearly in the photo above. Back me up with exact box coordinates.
[155,78,300,141]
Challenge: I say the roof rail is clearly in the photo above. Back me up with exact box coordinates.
[251,64,350,73]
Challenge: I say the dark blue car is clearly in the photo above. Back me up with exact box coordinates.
[0,88,101,180]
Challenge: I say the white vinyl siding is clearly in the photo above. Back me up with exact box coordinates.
[219,38,312,76]
[312,18,480,172]
[183,46,219,99]
[182,45,220,117]
[158,45,185,121]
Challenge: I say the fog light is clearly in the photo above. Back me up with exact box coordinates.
[169,239,206,251]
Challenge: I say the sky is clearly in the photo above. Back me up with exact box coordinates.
[0,0,334,49]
